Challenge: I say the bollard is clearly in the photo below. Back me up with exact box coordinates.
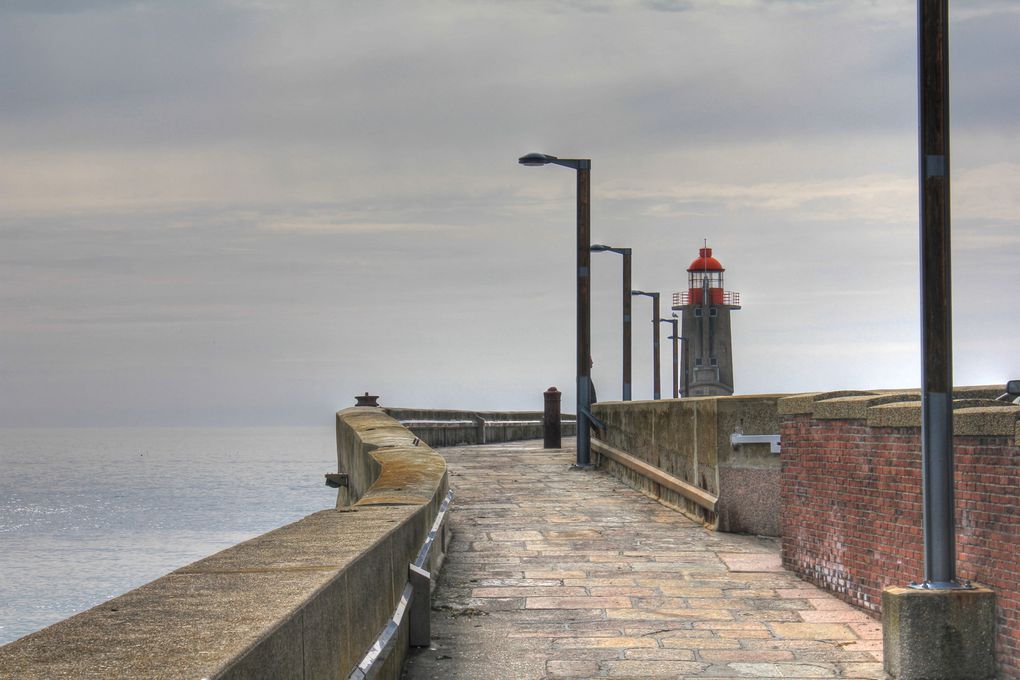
[354,392,379,407]
[544,387,562,449]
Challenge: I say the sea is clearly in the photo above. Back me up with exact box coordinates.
[0,426,337,646]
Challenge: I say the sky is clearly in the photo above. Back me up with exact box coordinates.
[1,0,1018,426]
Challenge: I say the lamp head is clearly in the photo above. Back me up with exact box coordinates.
[590,244,610,252]
[519,152,556,167]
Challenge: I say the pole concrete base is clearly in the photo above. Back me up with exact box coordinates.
[882,585,996,679]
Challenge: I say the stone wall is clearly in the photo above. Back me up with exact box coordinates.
[778,387,1019,678]
[384,407,577,448]
[592,395,785,535]
[0,407,449,680]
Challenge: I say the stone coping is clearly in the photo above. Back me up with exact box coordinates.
[866,401,1020,440]
[778,386,1010,420]
[812,393,920,420]
[777,391,879,415]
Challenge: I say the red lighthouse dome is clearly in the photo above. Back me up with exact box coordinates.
[686,246,726,304]
[687,247,724,273]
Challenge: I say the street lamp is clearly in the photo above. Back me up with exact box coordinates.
[660,316,679,399]
[519,152,594,468]
[591,244,632,401]
[631,290,661,400]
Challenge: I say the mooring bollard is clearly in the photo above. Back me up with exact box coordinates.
[354,392,379,407]
[544,386,561,449]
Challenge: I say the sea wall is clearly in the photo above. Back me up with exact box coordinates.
[0,407,449,680]
[384,407,577,448]
[592,394,785,535]
[779,387,1020,678]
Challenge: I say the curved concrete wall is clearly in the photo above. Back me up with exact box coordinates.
[0,407,449,680]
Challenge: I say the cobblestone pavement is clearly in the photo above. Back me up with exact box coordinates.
[402,440,884,680]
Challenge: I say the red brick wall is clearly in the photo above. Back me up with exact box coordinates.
[780,414,1020,678]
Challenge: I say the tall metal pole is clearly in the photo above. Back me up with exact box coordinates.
[576,162,592,468]
[680,337,689,398]
[917,0,956,588]
[652,294,661,400]
[662,319,679,399]
[518,153,593,468]
[622,250,633,401]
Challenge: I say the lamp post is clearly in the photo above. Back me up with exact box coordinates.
[631,290,661,400]
[674,335,689,398]
[660,317,679,399]
[916,0,960,589]
[591,244,632,401]
[519,152,594,468]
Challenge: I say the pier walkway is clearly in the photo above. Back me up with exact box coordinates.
[402,440,884,680]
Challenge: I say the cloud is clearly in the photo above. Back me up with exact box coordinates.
[258,219,460,235]
[603,173,918,223]
[1,0,1017,424]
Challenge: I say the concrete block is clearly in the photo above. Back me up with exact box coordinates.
[882,585,996,680]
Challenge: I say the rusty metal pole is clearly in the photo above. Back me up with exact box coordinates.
[622,249,632,401]
[543,387,562,449]
[518,153,592,468]
[576,163,592,467]
[916,0,958,589]
[662,318,679,399]
[652,293,661,400]
[631,290,661,401]
[591,244,633,402]
[679,336,689,398]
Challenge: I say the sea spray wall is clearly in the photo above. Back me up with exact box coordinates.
[0,407,449,680]
[383,407,577,448]
[592,395,785,535]
[778,388,1020,679]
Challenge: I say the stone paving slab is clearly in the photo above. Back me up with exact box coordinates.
[402,440,885,679]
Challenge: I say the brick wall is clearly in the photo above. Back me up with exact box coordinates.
[779,391,1020,678]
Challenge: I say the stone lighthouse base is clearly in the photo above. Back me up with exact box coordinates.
[882,585,996,679]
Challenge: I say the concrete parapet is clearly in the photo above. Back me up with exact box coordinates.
[778,385,1008,420]
[592,394,785,535]
[866,399,1020,437]
[882,585,997,679]
[383,407,577,447]
[777,390,878,416]
[0,409,449,680]
[812,392,919,420]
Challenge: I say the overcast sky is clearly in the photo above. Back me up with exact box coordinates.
[1,0,1018,426]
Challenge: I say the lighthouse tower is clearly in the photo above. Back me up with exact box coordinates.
[671,245,741,397]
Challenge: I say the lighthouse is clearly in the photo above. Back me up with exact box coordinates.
[671,245,741,396]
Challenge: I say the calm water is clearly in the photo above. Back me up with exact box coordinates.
[0,426,337,645]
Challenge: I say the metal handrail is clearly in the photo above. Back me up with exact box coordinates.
[672,290,740,307]
[348,489,454,680]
